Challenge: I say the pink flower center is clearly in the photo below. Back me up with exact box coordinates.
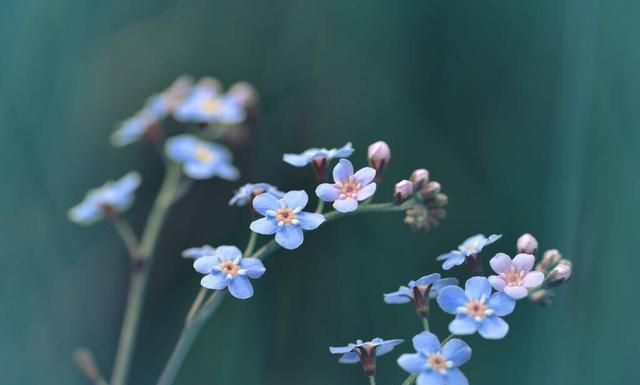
[502,267,526,286]
[219,261,239,276]
[275,207,297,224]
[427,353,450,372]
[465,300,487,318]
[337,179,361,198]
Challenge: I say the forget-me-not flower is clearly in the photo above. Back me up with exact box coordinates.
[315,159,377,212]
[111,113,159,147]
[165,134,239,180]
[436,234,502,270]
[193,245,265,299]
[330,338,403,375]
[229,183,285,206]
[283,142,354,167]
[488,253,545,299]
[397,331,471,385]
[174,81,245,124]
[182,245,215,259]
[68,171,141,226]
[437,276,515,339]
[384,273,458,317]
[249,191,325,249]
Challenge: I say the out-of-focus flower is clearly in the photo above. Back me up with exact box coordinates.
[315,159,376,212]
[227,82,258,108]
[536,249,562,272]
[165,134,239,180]
[517,233,538,254]
[488,253,544,299]
[193,245,265,299]
[174,78,245,125]
[384,273,458,317]
[410,168,429,187]
[250,191,325,249]
[437,276,515,339]
[397,331,471,385]
[145,75,194,119]
[68,172,141,225]
[546,260,572,286]
[436,234,502,271]
[111,114,160,147]
[229,183,285,206]
[283,143,353,167]
[329,338,403,376]
[394,180,413,202]
[367,141,391,179]
[181,245,215,259]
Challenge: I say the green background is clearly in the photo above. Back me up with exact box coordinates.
[1,0,638,384]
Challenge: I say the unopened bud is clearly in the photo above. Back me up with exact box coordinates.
[517,233,538,254]
[529,289,554,306]
[420,181,441,199]
[536,249,562,271]
[551,261,572,280]
[368,141,391,179]
[394,180,413,202]
[410,169,429,187]
[433,193,448,207]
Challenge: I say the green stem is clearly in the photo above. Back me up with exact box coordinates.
[112,218,141,259]
[184,287,207,325]
[110,161,183,385]
[244,231,258,256]
[422,317,430,332]
[440,334,454,345]
[369,375,377,385]
[400,373,417,385]
[315,200,325,213]
[323,200,413,222]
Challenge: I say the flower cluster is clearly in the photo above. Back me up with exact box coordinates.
[402,168,449,232]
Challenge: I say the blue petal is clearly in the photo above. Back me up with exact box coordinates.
[464,276,492,300]
[437,251,465,270]
[182,245,215,259]
[412,331,440,354]
[68,200,102,225]
[283,153,312,167]
[316,183,340,202]
[215,162,240,181]
[485,233,502,245]
[296,212,325,230]
[252,193,280,215]
[184,161,216,179]
[201,272,229,290]
[356,182,376,201]
[333,197,358,212]
[412,273,441,288]
[487,292,516,316]
[437,286,467,314]
[338,351,360,364]
[275,225,304,249]
[353,167,376,185]
[375,339,403,356]
[444,368,469,385]
[215,246,242,261]
[228,276,254,299]
[383,287,412,304]
[239,258,266,279]
[478,316,509,339]
[193,256,218,274]
[441,339,472,366]
[417,371,445,385]
[250,217,279,235]
[397,353,425,373]
[329,344,356,354]
[449,315,479,335]
[283,190,308,209]
[333,159,354,182]
[332,142,354,158]
[430,278,459,299]
[165,134,198,162]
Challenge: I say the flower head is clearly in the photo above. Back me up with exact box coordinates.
[436,234,502,270]
[488,253,544,299]
[315,159,376,212]
[410,169,429,187]
[174,79,245,124]
[229,183,285,206]
[182,245,215,259]
[193,245,265,299]
[329,338,403,375]
[111,113,159,147]
[437,276,516,339]
[367,141,391,178]
[68,172,141,225]
[517,233,538,254]
[397,331,471,385]
[282,142,353,167]
[249,191,325,249]
[384,273,458,317]
[165,134,239,180]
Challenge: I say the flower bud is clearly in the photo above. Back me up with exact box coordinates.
[433,193,448,207]
[529,289,554,306]
[394,180,413,202]
[368,141,391,179]
[410,168,429,187]
[552,260,572,280]
[419,181,441,200]
[517,233,538,254]
[536,249,562,271]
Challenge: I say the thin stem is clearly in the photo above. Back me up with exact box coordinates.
[110,161,183,385]
[244,231,258,256]
[323,200,413,222]
[185,288,207,325]
[400,373,417,385]
[440,334,454,345]
[422,317,430,332]
[112,218,141,259]
[369,375,377,385]
[315,200,325,213]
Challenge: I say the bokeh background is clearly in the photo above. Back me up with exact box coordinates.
[1,0,639,384]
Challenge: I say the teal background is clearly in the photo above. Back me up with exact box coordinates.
[1,1,638,384]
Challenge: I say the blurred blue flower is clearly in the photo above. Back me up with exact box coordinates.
[397,331,471,385]
[437,276,515,339]
[384,273,458,304]
[249,191,325,249]
[193,245,265,299]
[436,234,502,270]
[283,142,353,167]
[110,114,158,147]
[165,134,239,180]
[330,338,403,368]
[229,183,285,206]
[182,245,215,259]
[68,171,141,225]
[315,159,376,212]
[173,79,245,124]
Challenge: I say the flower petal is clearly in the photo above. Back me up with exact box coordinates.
[184,161,216,179]
[487,276,506,292]
[356,182,376,201]
[397,353,426,373]
[487,292,516,316]
[489,253,512,274]
[227,276,254,299]
[329,344,355,354]
[437,286,467,314]
[165,134,197,162]
[214,163,240,181]
[333,197,358,212]
[412,331,440,354]
[316,183,340,202]
[441,339,472,366]
[430,278,459,299]
[437,251,465,270]
[283,190,308,209]
[201,272,228,290]
[478,316,509,339]
[522,271,545,288]
[296,212,325,230]
[338,351,360,364]
[283,153,311,167]
[449,315,479,335]
[485,234,502,245]
[504,285,528,299]
[215,245,242,261]
[383,287,412,304]
[464,277,492,300]
[444,368,469,385]
[275,225,304,249]
[375,339,403,356]
[239,258,266,279]
[250,217,279,235]
[193,255,218,274]
[252,193,280,215]
[417,371,445,385]
[413,273,441,287]
[332,142,354,158]
[333,159,354,182]
[353,167,376,185]
[512,253,535,272]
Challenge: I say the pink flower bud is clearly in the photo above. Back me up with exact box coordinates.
[517,233,538,254]
[552,261,572,280]
[410,168,429,187]
[394,180,413,202]
[368,141,391,179]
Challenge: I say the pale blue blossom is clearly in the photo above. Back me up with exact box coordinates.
[315,159,376,212]
[173,81,244,124]
[182,245,215,259]
[165,134,239,180]
[283,143,353,167]
[229,183,285,206]
[329,338,403,364]
[436,234,502,270]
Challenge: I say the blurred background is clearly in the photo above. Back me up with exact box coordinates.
[1,0,639,384]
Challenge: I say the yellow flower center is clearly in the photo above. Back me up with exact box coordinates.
[219,261,239,276]
[465,300,487,318]
[275,207,297,224]
[338,179,361,198]
[427,353,450,373]
[199,98,222,114]
[194,146,214,162]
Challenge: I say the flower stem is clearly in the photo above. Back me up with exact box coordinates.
[422,317,430,332]
[244,231,258,256]
[184,287,207,325]
[323,200,413,222]
[440,334,454,345]
[110,161,183,385]
[369,375,377,385]
[400,373,417,385]
[112,218,141,259]
[315,199,325,213]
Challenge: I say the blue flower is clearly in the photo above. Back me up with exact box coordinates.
[229,183,285,206]
[182,245,215,259]
[249,191,325,250]
[436,234,502,270]
[68,172,141,226]
[173,81,245,124]
[193,245,266,299]
[165,134,239,180]
[397,331,471,385]
[330,338,403,375]
[437,276,515,339]
[283,142,354,167]
[315,159,377,212]
[384,274,458,304]
[110,114,158,147]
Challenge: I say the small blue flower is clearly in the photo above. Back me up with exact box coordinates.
[68,172,141,225]
[173,82,245,124]
[165,134,239,180]
[182,245,215,259]
[437,276,515,339]
[111,114,158,147]
[436,234,502,270]
[384,273,458,304]
[330,337,403,365]
[397,331,471,385]
[249,191,325,250]
[193,245,265,299]
[229,183,285,206]
[283,142,354,167]
[315,159,376,212]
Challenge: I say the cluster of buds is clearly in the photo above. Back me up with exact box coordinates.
[400,168,448,232]
[527,239,573,306]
